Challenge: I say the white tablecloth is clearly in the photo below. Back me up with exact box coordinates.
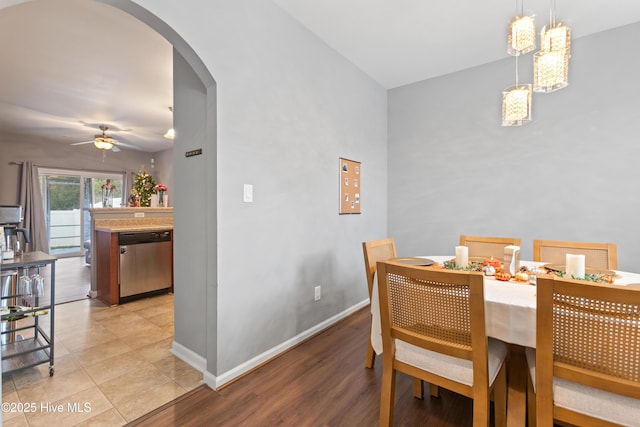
[370,256,640,352]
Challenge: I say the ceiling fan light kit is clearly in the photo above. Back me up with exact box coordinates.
[93,125,115,150]
[94,139,114,150]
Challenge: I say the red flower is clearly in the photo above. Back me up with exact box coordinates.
[101,179,115,190]
[154,184,168,192]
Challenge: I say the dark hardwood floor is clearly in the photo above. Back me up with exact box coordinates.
[128,307,476,426]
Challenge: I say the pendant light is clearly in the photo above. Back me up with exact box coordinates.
[503,0,533,126]
[533,0,570,92]
[507,1,536,57]
[502,56,532,126]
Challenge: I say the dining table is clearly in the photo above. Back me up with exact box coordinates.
[370,255,640,426]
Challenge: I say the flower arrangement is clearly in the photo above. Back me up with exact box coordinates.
[101,179,116,207]
[154,184,168,207]
[101,179,116,190]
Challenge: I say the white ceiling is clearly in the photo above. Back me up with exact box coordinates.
[0,0,173,152]
[1,1,639,153]
[273,0,640,88]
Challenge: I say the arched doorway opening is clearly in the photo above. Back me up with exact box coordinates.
[0,0,218,387]
[97,0,219,383]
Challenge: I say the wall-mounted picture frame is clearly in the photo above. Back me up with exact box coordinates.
[340,157,361,214]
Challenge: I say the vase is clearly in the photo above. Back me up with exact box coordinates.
[158,190,165,207]
[102,189,113,207]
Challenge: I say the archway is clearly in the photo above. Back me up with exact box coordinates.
[0,0,219,387]
[97,0,219,384]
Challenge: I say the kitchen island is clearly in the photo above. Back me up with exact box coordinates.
[90,208,173,306]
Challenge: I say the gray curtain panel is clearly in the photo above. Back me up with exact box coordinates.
[18,162,49,253]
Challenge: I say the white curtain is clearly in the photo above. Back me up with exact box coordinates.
[18,162,49,253]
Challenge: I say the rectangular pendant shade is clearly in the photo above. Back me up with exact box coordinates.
[502,84,532,126]
[540,23,571,53]
[508,15,536,56]
[533,50,569,92]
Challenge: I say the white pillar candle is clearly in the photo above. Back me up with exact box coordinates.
[565,254,585,279]
[504,245,521,275]
[455,245,469,268]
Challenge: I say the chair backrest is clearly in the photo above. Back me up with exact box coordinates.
[377,260,488,376]
[362,238,397,298]
[535,275,640,423]
[459,235,521,259]
[533,239,618,269]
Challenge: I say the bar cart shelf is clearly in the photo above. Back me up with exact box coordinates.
[1,251,55,376]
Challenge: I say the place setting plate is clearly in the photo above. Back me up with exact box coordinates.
[392,257,435,266]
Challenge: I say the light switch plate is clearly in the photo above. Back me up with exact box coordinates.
[243,184,253,203]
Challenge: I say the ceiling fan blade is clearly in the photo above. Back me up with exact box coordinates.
[111,145,121,152]
[71,141,94,146]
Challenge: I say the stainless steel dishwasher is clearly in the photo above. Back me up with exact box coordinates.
[119,230,173,302]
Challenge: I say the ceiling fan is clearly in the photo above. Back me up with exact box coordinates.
[71,124,141,152]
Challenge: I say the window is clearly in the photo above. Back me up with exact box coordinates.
[38,168,126,257]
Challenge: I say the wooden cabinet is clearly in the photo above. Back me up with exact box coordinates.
[95,230,120,306]
[95,229,174,306]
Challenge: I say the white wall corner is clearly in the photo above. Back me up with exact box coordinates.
[203,370,218,390]
[171,340,207,372]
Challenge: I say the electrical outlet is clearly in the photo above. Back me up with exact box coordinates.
[314,286,321,301]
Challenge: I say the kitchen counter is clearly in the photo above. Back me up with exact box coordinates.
[89,208,173,300]
[94,224,174,233]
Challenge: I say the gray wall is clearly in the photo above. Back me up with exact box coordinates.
[172,47,210,359]
[388,23,640,270]
[132,0,388,375]
[152,147,173,205]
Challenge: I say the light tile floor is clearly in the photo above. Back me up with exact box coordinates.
[1,294,203,426]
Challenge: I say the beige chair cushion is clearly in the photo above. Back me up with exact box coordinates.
[526,347,640,426]
[396,337,507,387]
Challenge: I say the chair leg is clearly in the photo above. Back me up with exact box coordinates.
[527,374,536,427]
[472,387,491,427]
[429,383,439,398]
[365,341,376,369]
[379,359,396,427]
[365,319,376,369]
[493,365,507,427]
[412,378,424,399]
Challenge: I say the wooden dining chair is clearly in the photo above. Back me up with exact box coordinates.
[459,235,521,259]
[377,260,507,426]
[362,238,397,369]
[532,239,618,269]
[527,276,640,426]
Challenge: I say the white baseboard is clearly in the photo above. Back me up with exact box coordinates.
[171,299,369,391]
[202,370,217,389]
[171,340,207,372]
[213,298,369,389]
